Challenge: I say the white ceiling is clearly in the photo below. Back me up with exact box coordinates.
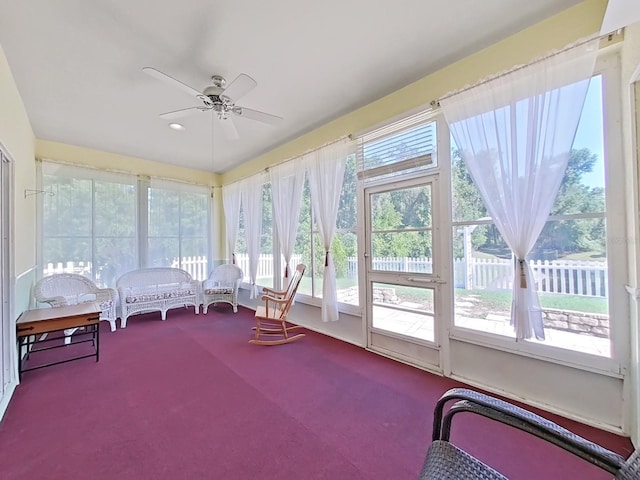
[0,0,581,173]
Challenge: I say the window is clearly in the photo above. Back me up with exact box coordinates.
[450,73,613,358]
[235,181,273,288]
[148,179,210,280]
[40,163,212,285]
[260,182,274,289]
[294,154,358,307]
[41,163,137,287]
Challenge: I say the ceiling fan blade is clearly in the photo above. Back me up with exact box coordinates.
[221,73,257,102]
[159,106,207,120]
[232,106,283,125]
[142,67,202,98]
[219,116,239,141]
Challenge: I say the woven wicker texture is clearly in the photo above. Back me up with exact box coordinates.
[202,264,243,314]
[116,267,199,327]
[618,450,640,480]
[34,273,118,331]
[419,441,507,480]
[420,388,638,479]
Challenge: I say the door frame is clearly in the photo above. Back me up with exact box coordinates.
[363,173,444,371]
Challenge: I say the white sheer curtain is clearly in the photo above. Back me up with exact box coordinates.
[440,39,597,340]
[270,159,305,288]
[222,181,241,264]
[239,173,265,299]
[305,138,356,322]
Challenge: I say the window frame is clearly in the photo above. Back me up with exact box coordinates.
[146,177,212,280]
[445,51,627,376]
[37,163,214,285]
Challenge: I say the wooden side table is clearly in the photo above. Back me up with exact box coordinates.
[16,302,101,379]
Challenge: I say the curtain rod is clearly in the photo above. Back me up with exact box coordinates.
[221,134,354,187]
[38,157,212,189]
[430,31,619,108]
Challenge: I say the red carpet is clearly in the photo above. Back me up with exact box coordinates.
[0,306,634,479]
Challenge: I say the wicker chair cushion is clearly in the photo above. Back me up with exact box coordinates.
[203,286,234,294]
[124,284,196,303]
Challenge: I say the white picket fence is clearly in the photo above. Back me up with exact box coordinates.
[43,261,93,276]
[346,256,607,297]
[45,254,608,298]
[460,257,608,297]
[234,253,303,282]
[170,255,208,280]
[43,258,211,282]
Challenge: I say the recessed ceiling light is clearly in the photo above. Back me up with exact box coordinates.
[169,123,185,131]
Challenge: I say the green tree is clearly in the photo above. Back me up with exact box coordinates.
[451,147,606,259]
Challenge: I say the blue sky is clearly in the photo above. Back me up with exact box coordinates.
[573,75,605,188]
[449,74,605,188]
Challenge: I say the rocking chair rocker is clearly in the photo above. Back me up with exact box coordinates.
[250,263,306,346]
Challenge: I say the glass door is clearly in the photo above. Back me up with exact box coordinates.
[364,175,443,369]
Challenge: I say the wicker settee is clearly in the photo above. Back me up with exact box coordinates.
[116,268,199,328]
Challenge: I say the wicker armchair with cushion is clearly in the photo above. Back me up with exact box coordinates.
[419,388,639,479]
[34,273,118,341]
[202,264,243,314]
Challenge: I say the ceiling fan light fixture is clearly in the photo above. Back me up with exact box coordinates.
[168,122,185,131]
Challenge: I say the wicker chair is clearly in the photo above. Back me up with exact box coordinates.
[419,388,639,479]
[34,273,118,341]
[202,264,243,314]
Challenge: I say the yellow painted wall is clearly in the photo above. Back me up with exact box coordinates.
[222,0,607,185]
[36,140,219,187]
[0,45,35,279]
[35,139,226,260]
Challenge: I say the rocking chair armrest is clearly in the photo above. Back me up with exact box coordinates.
[260,295,289,315]
[261,286,287,297]
[260,294,288,305]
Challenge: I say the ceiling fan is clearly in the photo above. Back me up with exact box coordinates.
[142,67,283,140]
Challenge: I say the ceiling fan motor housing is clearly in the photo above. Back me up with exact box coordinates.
[203,75,231,111]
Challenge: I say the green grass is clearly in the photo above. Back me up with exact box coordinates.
[560,251,606,261]
[295,275,359,296]
[472,249,606,262]
[279,274,608,315]
[538,292,607,314]
[455,289,607,315]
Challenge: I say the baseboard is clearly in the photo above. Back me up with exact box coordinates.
[448,372,628,436]
[237,301,365,348]
[0,381,17,422]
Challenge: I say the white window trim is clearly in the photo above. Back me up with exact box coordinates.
[443,51,628,376]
